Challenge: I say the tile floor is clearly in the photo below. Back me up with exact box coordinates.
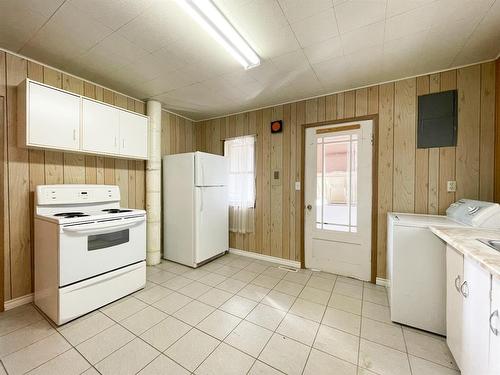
[0,253,460,375]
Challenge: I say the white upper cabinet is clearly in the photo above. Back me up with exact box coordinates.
[20,80,80,151]
[82,98,120,155]
[18,79,149,160]
[119,110,148,159]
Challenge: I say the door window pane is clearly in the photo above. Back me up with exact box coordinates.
[316,132,358,233]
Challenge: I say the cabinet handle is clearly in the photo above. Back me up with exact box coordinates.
[490,310,499,336]
[114,136,117,147]
[73,129,76,141]
[460,281,469,298]
[454,275,461,293]
[122,139,125,149]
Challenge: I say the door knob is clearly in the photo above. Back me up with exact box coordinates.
[307,204,312,211]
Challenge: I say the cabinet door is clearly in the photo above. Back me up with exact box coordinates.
[462,257,491,375]
[28,82,80,150]
[82,99,120,155]
[119,111,148,159]
[446,245,464,369]
[489,277,500,375]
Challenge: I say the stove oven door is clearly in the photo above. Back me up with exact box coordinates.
[59,216,146,286]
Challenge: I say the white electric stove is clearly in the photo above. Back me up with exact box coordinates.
[34,184,146,325]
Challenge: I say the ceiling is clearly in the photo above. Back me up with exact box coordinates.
[1,0,499,120]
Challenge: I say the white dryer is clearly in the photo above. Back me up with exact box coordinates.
[387,199,500,336]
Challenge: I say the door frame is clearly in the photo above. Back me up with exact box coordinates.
[0,96,4,311]
[300,115,379,283]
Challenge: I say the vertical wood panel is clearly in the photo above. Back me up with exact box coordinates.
[344,91,355,118]
[295,101,305,262]
[355,88,368,116]
[456,65,481,200]
[336,93,344,119]
[368,87,379,115]
[6,55,30,298]
[325,94,336,121]
[270,106,283,258]
[377,83,394,278]
[282,104,291,260]
[439,70,457,213]
[261,108,271,255]
[428,73,441,214]
[393,78,416,212]
[479,62,495,201]
[289,103,297,261]
[255,110,263,254]
[415,76,429,214]
[0,51,9,301]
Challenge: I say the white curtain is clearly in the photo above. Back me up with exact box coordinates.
[224,136,255,234]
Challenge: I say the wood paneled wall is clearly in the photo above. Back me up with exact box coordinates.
[0,51,147,301]
[195,61,497,279]
[161,112,196,156]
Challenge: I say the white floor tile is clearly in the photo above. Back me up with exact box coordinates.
[273,280,304,297]
[409,355,461,375]
[161,276,193,291]
[262,267,288,279]
[248,360,283,374]
[313,325,359,364]
[328,294,362,315]
[197,310,241,340]
[26,348,91,375]
[198,272,227,286]
[220,295,257,318]
[224,320,273,357]
[361,301,392,324]
[276,313,319,346]
[0,319,54,358]
[216,278,247,294]
[238,284,271,302]
[283,271,311,285]
[363,288,389,306]
[147,270,177,284]
[197,287,233,307]
[101,297,148,322]
[299,286,331,305]
[0,305,43,336]
[95,338,159,375]
[322,307,361,335]
[3,333,71,375]
[303,348,357,375]
[259,334,310,375]
[120,306,167,335]
[232,270,259,283]
[403,329,458,369]
[195,343,254,375]
[76,324,135,365]
[333,282,363,300]
[307,276,336,292]
[358,339,411,375]
[246,304,286,330]
[60,312,115,345]
[172,300,215,326]
[138,354,190,375]
[214,265,241,277]
[165,329,220,372]
[252,274,281,289]
[245,262,270,274]
[134,285,172,304]
[140,315,191,352]
[361,318,405,351]
[153,291,193,314]
[178,281,213,299]
[289,298,326,322]
[260,290,296,312]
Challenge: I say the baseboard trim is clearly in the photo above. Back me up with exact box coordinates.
[376,277,389,288]
[4,293,33,311]
[229,248,301,269]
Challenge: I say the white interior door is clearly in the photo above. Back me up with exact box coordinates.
[304,120,373,280]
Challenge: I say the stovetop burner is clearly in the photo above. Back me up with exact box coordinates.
[102,209,133,214]
[54,212,85,217]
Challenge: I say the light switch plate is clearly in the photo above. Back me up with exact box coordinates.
[447,180,457,192]
[295,181,301,191]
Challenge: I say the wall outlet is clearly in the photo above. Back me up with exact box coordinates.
[295,181,301,191]
[447,180,457,192]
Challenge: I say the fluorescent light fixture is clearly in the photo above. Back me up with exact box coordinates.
[176,0,260,70]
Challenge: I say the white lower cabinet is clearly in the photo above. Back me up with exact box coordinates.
[462,256,491,375]
[446,245,498,375]
[446,245,464,368]
[490,277,500,374]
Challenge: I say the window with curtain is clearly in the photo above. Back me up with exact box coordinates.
[224,135,256,234]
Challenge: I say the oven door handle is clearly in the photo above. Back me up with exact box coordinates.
[62,217,145,235]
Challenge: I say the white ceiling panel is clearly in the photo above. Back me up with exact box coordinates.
[1,0,498,120]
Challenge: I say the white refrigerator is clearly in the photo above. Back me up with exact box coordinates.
[163,152,229,267]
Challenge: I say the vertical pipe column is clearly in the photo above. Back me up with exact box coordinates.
[146,100,162,265]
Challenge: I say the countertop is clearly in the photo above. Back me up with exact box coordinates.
[430,226,500,279]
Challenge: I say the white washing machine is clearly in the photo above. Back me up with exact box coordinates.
[387,199,500,336]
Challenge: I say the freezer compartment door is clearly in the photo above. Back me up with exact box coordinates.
[195,186,229,264]
[195,152,228,187]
